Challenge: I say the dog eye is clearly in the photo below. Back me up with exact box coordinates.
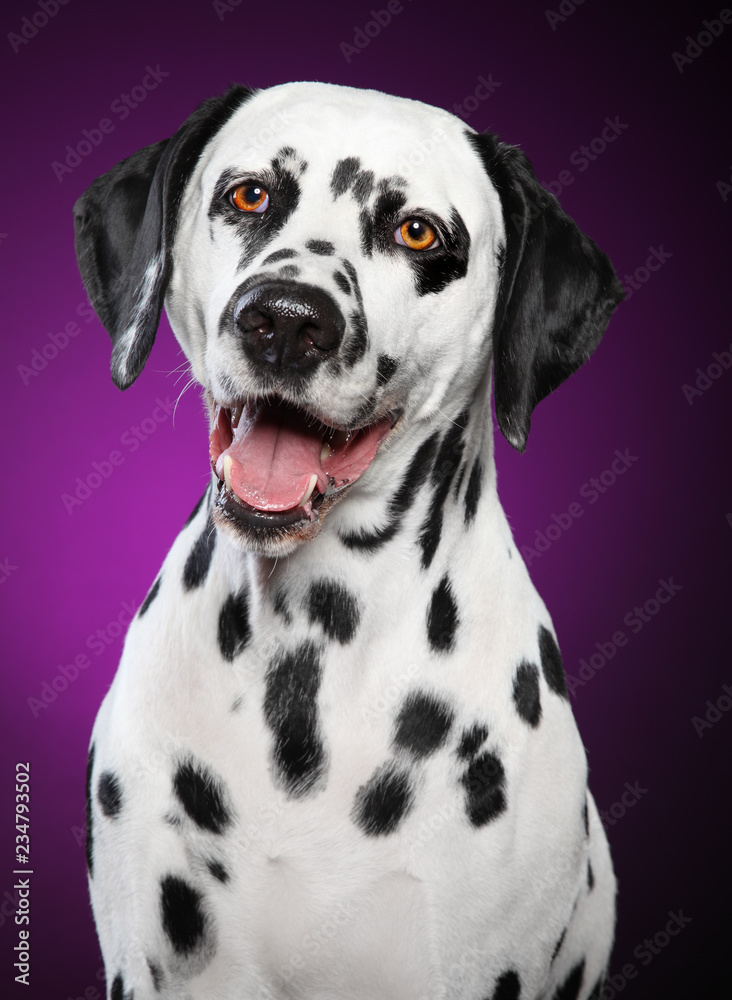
[394,219,439,251]
[229,184,270,213]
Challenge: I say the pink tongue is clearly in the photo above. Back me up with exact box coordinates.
[214,401,393,513]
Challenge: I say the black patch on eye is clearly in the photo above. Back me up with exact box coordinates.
[551,927,567,963]
[512,661,542,727]
[218,588,251,661]
[278,264,300,279]
[306,239,335,255]
[343,310,369,367]
[405,206,471,297]
[553,959,585,1000]
[173,758,232,834]
[359,180,408,259]
[464,458,483,524]
[261,248,299,265]
[457,724,489,760]
[353,762,414,835]
[339,432,439,551]
[97,771,123,817]
[206,859,230,883]
[333,270,351,295]
[376,353,398,386]
[183,511,216,591]
[331,157,362,198]
[539,624,568,699]
[264,641,326,796]
[419,412,468,569]
[307,579,361,643]
[393,691,454,758]
[160,875,207,955]
[427,574,460,654]
[85,744,95,876]
[184,484,211,527]
[490,970,521,1000]
[147,957,163,990]
[209,158,302,270]
[461,749,507,827]
[139,576,161,617]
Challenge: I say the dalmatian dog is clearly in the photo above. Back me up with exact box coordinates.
[75,81,623,1000]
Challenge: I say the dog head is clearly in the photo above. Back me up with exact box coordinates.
[74,81,622,555]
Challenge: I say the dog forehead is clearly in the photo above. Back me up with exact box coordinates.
[200,81,490,197]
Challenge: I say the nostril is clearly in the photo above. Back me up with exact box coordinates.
[236,306,273,338]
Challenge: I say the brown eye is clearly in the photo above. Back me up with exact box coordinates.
[230,184,269,213]
[394,219,439,251]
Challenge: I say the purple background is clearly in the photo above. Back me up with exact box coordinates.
[1,0,730,996]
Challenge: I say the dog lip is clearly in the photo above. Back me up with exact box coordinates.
[214,477,327,528]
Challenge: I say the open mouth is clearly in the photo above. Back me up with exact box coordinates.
[209,397,397,529]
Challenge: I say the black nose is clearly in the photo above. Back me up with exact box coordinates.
[234,282,345,370]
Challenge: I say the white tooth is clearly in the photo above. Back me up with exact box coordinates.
[223,454,233,492]
[231,404,244,429]
[321,442,332,461]
[298,473,318,506]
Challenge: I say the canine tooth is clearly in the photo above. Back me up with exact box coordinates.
[321,442,333,461]
[223,454,233,492]
[298,474,318,506]
[231,404,244,429]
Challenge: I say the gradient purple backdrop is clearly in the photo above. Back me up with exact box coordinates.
[1,0,730,996]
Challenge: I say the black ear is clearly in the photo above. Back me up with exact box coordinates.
[468,131,623,452]
[73,85,253,389]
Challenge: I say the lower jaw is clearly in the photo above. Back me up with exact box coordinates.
[213,477,328,530]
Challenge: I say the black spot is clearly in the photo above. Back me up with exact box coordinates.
[453,463,467,500]
[206,859,230,883]
[331,157,361,197]
[393,691,454,758]
[461,750,507,827]
[173,758,232,834]
[85,744,95,876]
[464,458,483,524]
[552,959,585,1000]
[97,771,123,817]
[273,588,292,624]
[353,763,413,835]
[147,958,163,991]
[340,433,439,552]
[182,513,216,590]
[278,264,300,279]
[551,927,567,963]
[359,180,407,258]
[110,973,130,1000]
[457,724,489,760]
[376,353,398,386]
[539,625,568,699]
[512,661,542,728]
[352,169,375,204]
[427,575,459,653]
[307,579,360,644]
[184,485,210,526]
[261,248,298,265]
[341,259,364,310]
[419,413,468,569]
[306,238,335,255]
[406,206,471,296]
[588,975,606,999]
[582,797,589,836]
[491,970,521,1000]
[343,310,369,367]
[218,588,251,661]
[333,269,351,295]
[160,875,207,955]
[264,641,325,796]
[139,576,161,617]
[587,860,595,891]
